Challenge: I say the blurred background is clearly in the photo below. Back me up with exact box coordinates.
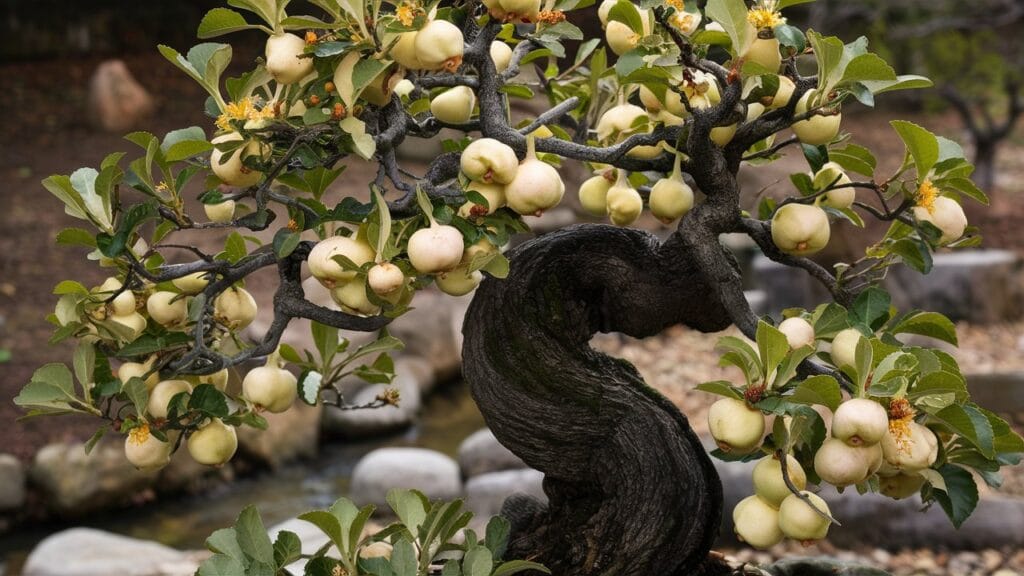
[0,1,1022,575]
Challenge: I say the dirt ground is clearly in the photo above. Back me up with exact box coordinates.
[1,52,1023,461]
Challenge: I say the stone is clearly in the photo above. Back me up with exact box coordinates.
[238,401,321,468]
[0,454,26,511]
[388,290,468,382]
[22,528,203,576]
[322,368,422,438]
[465,469,546,519]
[30,441,155,516]
[885,250,1023,324]
[395,354,438,396]
[457,428,527,478]
[87,60,155,133]
[350,448,461,508]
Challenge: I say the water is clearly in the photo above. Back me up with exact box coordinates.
[1,381,485,572]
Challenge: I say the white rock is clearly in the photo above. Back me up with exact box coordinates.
[23,528,200,576]
[350,448,461,507]
[457,428,527,478]
[322,369,422,438]
[0,453,26,510]
[465,469,546,518]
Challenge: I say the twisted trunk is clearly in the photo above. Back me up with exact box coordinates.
[462,224,733,576]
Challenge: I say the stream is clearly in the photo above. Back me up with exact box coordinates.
[0,381,485,573]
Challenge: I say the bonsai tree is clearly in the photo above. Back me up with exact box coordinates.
[15,0,1023,574]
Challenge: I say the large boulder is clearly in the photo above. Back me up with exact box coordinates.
[87,60,155,133]
[465,469,546,518]
[0,453,26,511]
[30,441,155,516]
[457,428,527,478]
[350,448,461,508]
[322,368,422,438]
[388,290,468,382]
[885,250,1024,324]
[22,528,204,576]
[238,401,321,468]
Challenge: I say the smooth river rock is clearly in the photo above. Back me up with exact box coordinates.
[465,469,546,518]
[30,441,155,516]
[22,528,203,576]
[0,453,26,511]
[350,448,462,508]
[322,368,422,438]
[457,428,527,478]
[238,400,321,468]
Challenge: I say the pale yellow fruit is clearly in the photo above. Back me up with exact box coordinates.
[832,399,888,446]
[188,418,238,466]
[118,359,159,390]
[490,41,513,73]
[778,317,815,349]
[430,86,476,124]
[733,495,784,549]
[146,291,188,328]
[110,311,147,339]
[753,454,807,508]
[98,277,136,316]
[913,196,967,244]
[147,380,192,419]
[814,162,855,210]
[408,225,465,274]
[393,78,415,99]
[863,443,884,476]
[172,272,210,295]
[462,236,498,264]
[435,266,483,297]
[770,203,831,256]
[880,422,938,474]
[266,33,314,85]
[505,158,565,216]
[638,85,686,117]
[579,175,614,217]
[214,286,258,330]
[744,37,782,72]
[243,365,298,413]
[605,183,643,227]
[458,181,506,218]
[367,263,406,296]
[708,397,765,454]
[204,200,236,223]
[332,277,382,316]
[879,473,926,500]
[389,31,424,70]
[199,369,229,392]
[597,0,616,28]
[778,491,831,542]
[415,20,464,72]
[210,132,264,188]
[308,235,376,285]
[124,426,172,472]
[747,102,767,122]
[768,76,796,109]
[461,138,519,184]
[792,90,841,146]
[606,21,640,56]
[482,0,542,20]
[814,437,871,488]
[710,123,738,147]
[360,541,394,559]
[596,104,660,159]
[360,66,404,107]
[830,328,863,370]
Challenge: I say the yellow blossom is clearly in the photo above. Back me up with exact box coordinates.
[916,179,939,213]
[128,424,151,446]
[888,398,916,455]
[215,97,276,131]
[670,11,701,35]
[665,0,685,10]
[396,3,416,26]
[747,7,785,29]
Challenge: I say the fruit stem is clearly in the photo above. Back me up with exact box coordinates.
[265,346,283,369]
[525,133,537,160]
[670,152,683,180]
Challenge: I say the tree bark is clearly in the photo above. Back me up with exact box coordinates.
[462,224,734,576]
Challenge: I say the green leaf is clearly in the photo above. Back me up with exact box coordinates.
[931,404,995,458]
[198,7,268,38]
[810,303,850,339]
[206,527,245,560]
[299,510,344,550]
[235,505,275,565]
[695,380,743,400]
[932,464,979,529]
[806,31,845,95]
[198,554,246,576]
[756,320,790,383]
[390,538,417,576]
[787,375,842,412]
[273,229,302,258]
[839,53,896,86]
[891,311,958,346]
[606,0,643,33]
[463,545,494,576]
[705,0,751,55]
[484,516,511,561]
[189,384,230,418]
[861,74,932,95]
[56,227,98,248]
[387,489,427,535]
[273,530,303,568]
[73,341,96,394]
[15,364,79,411]
[123,376,149,420]
[829,143,876,177]
[492,561,552,576]
[851,287,891,331]
[891,120,940,178]
[224,231,248,263]
[936,176,989,206]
